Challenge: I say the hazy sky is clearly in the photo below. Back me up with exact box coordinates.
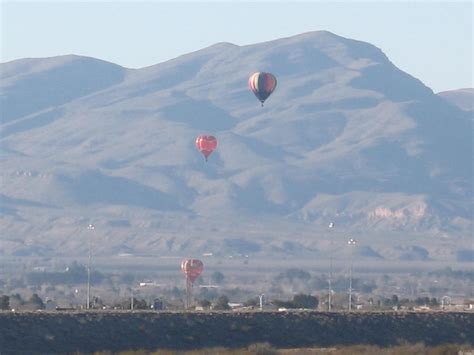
[1,1,472,92]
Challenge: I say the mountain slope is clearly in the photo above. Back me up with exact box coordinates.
[0,55,127,124]
[438,88,473,112]
[0,31,472,258]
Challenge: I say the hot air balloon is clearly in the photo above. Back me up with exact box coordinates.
[181,259,204,308]
[248,72,277,106]
[195,135,217,162]
[181,259,204,283]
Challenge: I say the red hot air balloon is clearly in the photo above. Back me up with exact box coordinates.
[195,135,218,162]
[181,259,204,309]
[248,72,277,106]
[181,259,204,283]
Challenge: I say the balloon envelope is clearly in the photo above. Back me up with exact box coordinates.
[248,72,277,105]
[195,135,217,161]
[181,259,204,283]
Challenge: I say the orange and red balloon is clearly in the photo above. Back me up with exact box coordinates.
[181,259,204,283]
[195,135,217,161]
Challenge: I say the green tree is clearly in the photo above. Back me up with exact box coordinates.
[213,295,230,310]
[243,297,259,307]
[92,296,104,309]
[198,299,212,309]
[415,297,430,306]
[276,268,311,282]
[430,298,439,307]
[272,299,292,309]
[29,293,44,309]
[211,271,225,285]
[133,298,148,310]
[292,293,319,309]
[9,293,24,309]
[273,294,319,309]
[391,294,400,306]
[0,295,10,310]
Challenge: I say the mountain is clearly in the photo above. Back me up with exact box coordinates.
[437,88,474,112]
[1,31,472,260]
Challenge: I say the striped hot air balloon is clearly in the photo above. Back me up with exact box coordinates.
[195,135,218,162]
[248,72,277,106]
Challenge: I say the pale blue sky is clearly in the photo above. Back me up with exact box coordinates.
[1,1,472,92]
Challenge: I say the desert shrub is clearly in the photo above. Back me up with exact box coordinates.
[247,342,277,355]
[430,343,468,355]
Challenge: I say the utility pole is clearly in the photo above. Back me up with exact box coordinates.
[348,238,356,311]
[328,222,334,311]
[86,223,95,309]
